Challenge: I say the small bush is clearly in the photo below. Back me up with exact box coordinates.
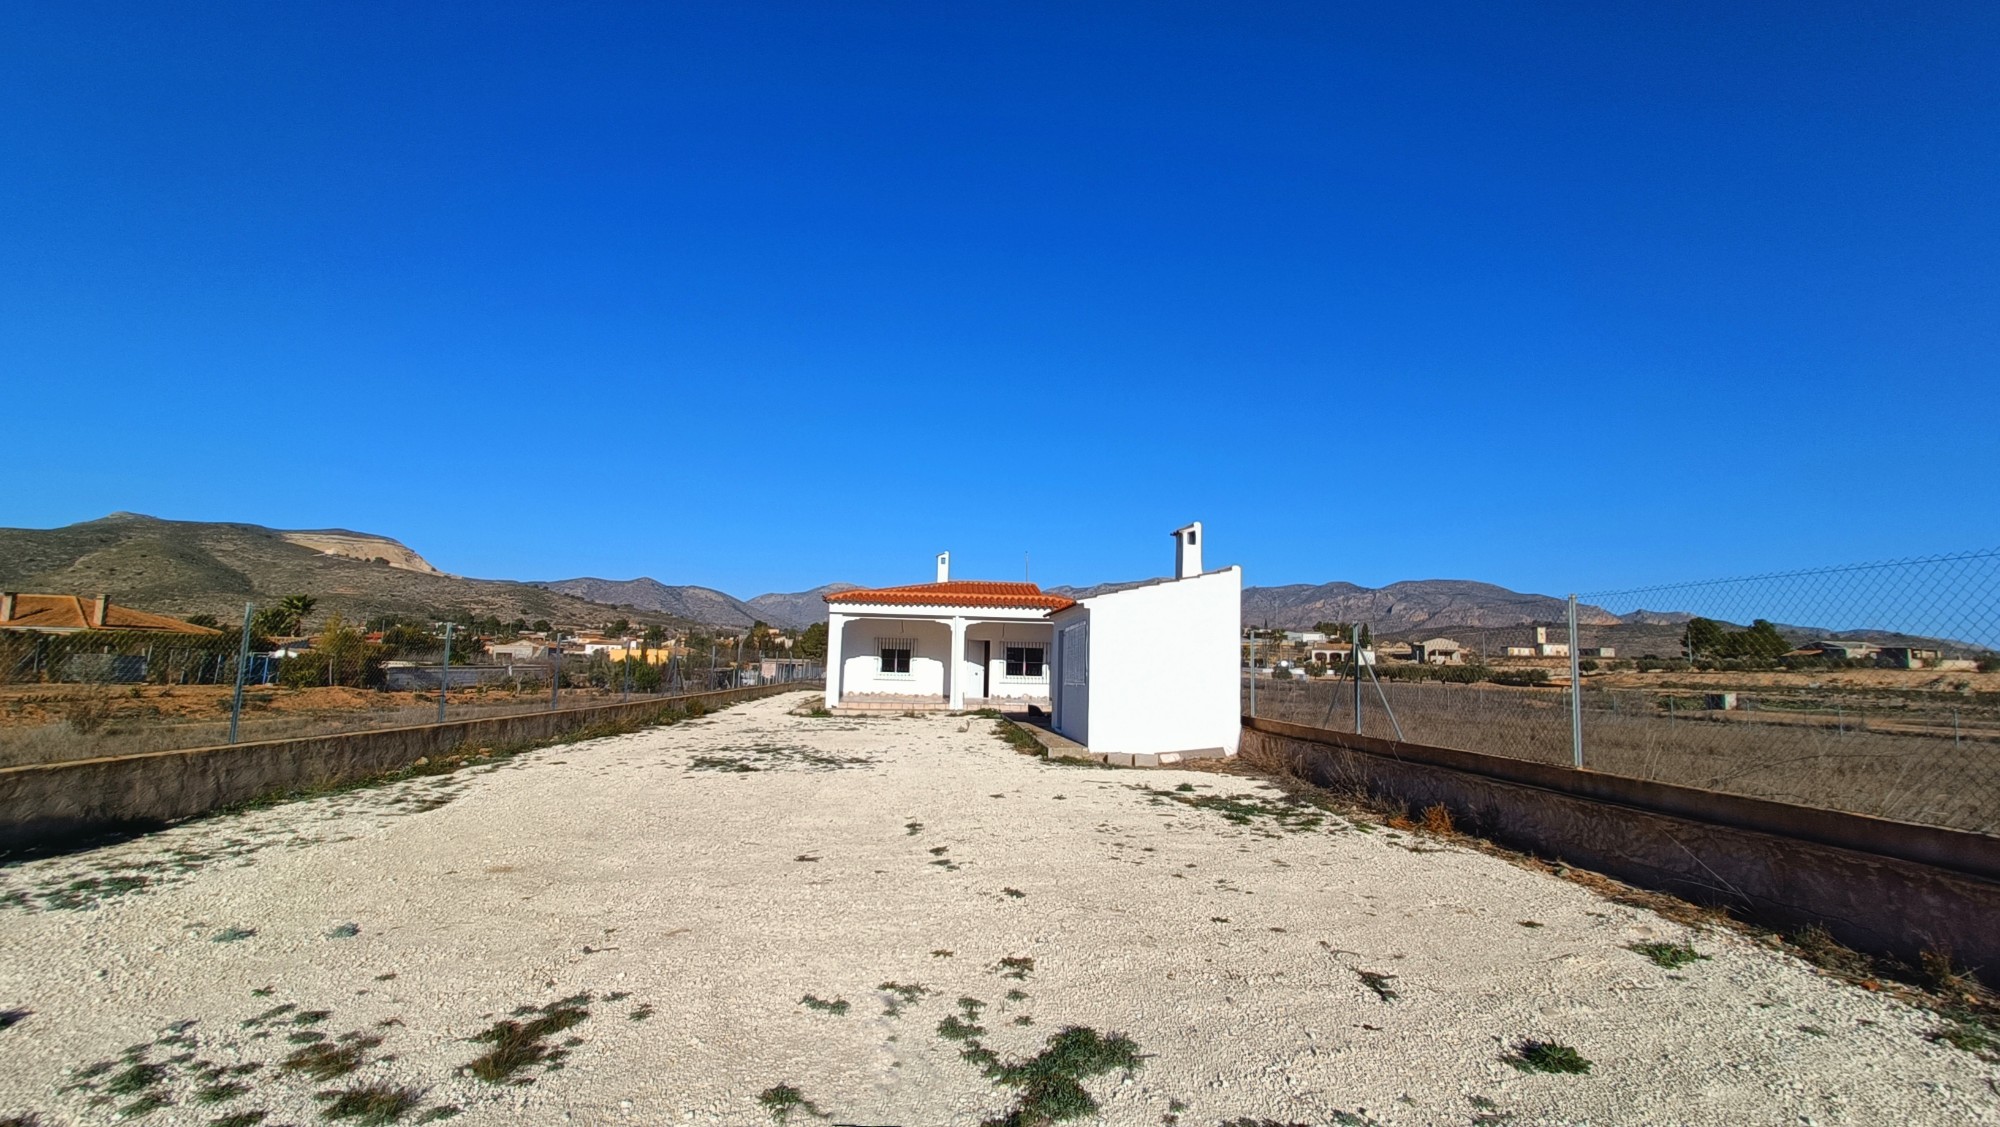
[1505,1039,1591,1074]
[1628,941,1708,969]
[317,1081,424,1124]
[757,1083,824,1123]
[1418,804,1454,835]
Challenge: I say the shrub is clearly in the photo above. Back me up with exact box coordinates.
[1486,669,1551,687]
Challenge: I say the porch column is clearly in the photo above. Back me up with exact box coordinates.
[948,615,968,710]
[825,612,847,708]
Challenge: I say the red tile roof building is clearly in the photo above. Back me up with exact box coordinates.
[0,593,223,635]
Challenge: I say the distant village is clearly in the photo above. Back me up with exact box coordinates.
[1,588,1989,692]
[0,589,825,691]
[1242,623,1981,678]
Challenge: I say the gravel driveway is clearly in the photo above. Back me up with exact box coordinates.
[1,690,1994,1126]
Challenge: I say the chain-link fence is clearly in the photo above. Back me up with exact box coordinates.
[0,609,823,769]
[1246,548,2000,835]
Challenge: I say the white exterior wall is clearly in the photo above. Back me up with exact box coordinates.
[1052,566,1242,757]
[837,618,952,698]
[964,622,1054,700]
[826,604,1058,706]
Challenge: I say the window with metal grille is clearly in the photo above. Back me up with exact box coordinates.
[877,637,913,676]
[1004,645,1045,678]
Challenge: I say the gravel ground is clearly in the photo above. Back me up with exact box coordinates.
[1,690,1994,1127]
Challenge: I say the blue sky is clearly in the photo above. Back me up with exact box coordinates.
[4,2,1995,598]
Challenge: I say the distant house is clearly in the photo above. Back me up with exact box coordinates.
[1503,628,1570,659]
[1807,640,1880,662]
[1307,642,1352,665]
[1529,626,1569,658]
[1377,642,1415,662]
[1283,631,1328,645]
[0,592,224,684]
[1874,646,1939,670]
[1579,646,1616,659]
[0,592,221,636]
[489,639,552,662]
[1410,638,1465,665]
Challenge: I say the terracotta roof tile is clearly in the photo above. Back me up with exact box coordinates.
[825,580,1075,612]
[0,594,223,635]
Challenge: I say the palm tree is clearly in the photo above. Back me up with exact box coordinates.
[276,594,318,636]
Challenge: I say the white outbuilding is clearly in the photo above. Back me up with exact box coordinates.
[1049,522,1243,763]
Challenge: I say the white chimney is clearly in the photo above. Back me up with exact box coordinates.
[936,551,951,583]
[94,593,110,627]
[1171,522,1203,580]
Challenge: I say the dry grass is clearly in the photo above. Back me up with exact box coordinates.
[1249,676,1999,833]
[0,684,677,768]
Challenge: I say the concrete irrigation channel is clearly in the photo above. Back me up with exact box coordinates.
[0,690,1993,1125]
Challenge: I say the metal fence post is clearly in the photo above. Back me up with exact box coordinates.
[1567,594,1583,769]
[438,623,454,724]
[550,636,561,710]
[1247,636,1256,717]
[1354,624,1365,735]
[228,601,253,744]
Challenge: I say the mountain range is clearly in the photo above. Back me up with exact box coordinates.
[5,515,1945,648]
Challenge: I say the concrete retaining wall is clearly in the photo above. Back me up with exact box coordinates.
[1241,716,2000,984]
[0,683,815,853]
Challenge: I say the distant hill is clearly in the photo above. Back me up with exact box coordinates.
[0,513,662,628]
[8,514,1977,649]
[1225,579,1622,633]
[745,584,861,630]
[534,577,763,629]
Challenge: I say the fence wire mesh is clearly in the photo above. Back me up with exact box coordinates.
[0,606,823,769]
[1247,548,2000,835]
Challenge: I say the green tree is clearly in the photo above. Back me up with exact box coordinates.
[276,594,318,635]
[532,619,552,634]
[795,622,828,662]
[606,617,632,637]
[1685,618,1727,658]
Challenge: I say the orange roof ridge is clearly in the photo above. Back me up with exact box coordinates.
[826,580,1075,612]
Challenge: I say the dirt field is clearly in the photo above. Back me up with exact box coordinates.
[1,691,1993,1126]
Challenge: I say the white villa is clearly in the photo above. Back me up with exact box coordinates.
[824,552,1069,713]
[823,524,1243,762]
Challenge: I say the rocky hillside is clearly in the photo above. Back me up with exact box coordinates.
[533,577,764,629]
[1239,579,1623,633]
[0,514,655,627]
[745,584,861,630]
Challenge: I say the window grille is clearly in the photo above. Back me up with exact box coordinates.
[876,637,913,676]
[1004,645,1046,678]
